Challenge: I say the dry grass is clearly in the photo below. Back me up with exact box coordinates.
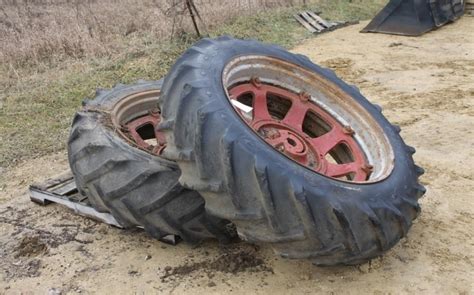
[0,0,302,68]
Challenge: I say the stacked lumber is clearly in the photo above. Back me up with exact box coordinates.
[466,0,474,16]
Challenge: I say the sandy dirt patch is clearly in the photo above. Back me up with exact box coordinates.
[1,18,473,294]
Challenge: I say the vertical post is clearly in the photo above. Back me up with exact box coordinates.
[186,0,201,37]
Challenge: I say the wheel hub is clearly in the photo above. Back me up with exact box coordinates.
[254,120,319,169]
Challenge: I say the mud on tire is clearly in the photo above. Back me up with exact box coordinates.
[158,37,426,265]
[67,80,233,244]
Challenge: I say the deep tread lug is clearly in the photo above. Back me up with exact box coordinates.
[392,124,401,133]
[415,165,425,176]
[406,145,416,154]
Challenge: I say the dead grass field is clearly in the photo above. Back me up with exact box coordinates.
[0,0,302,67]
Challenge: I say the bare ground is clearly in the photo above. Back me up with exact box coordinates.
[0,18,473,294]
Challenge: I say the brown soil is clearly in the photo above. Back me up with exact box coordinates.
[14,236,48,258]
[160,244,273,283]
[0,18,473,294]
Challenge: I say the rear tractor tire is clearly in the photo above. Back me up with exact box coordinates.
[158,37,426,265]
[68,80,235,244]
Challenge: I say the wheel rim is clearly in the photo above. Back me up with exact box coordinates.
[110,90,166,155]
[223,55,394,183]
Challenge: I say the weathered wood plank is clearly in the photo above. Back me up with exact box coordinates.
[307,11,332,28]
[294,13,317,33]
[301,11,325,31]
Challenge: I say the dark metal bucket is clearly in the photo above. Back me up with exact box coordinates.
[361,0,465,36]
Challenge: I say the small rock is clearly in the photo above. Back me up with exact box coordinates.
[370,258,383,269]
[396,254,407,263]
[48,288,62,295]
[358,263,370,273]
[128,270,139,276]
[12,260,22,266]
[164,266,172,272]
[300,273,311,280]
[145,255,152,261]
[208,282,216,287]
[389,42,403,47]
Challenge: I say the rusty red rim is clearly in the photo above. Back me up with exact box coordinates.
[122,108,167,155]
[229,78,371,181]
[111,90,167,156]
[222,56,395,183]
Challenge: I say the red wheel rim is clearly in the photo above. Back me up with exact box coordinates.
[110,89,168,156]
[229,78,372,181]
[122,108,167,155]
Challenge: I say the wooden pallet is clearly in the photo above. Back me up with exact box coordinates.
[466,3,474,16]
[29,171,180,245]
[294,11,358,34]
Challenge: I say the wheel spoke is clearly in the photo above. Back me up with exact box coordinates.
[154,129,167,146]
[310,128,341,155]
[352,170,368,182]
[326,162,357,178]
[129,129,147,148]
[282,102,309,131]
[252,89,271,121]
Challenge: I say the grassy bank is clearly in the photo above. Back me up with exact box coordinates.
[0,0,385,170]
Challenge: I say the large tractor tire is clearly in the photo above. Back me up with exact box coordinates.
[158,37,426,265]
[67,80,233,244]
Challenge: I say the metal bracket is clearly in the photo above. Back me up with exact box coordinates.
[29,171,180,245]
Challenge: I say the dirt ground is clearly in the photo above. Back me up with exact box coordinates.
[1,18,473,294]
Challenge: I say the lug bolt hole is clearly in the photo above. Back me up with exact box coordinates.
[287,138,297,147]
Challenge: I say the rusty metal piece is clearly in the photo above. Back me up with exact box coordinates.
[278,144,285,152]
[266,129,281,139]
[250,76,262,88]
[120,124,129,133]
[152,142,167,155]
[124,113,166,155]
[299,91,311,102]
[110,89,167,156]
[342,126,355,136]
[149,108,161,117]
[362,164,374,174]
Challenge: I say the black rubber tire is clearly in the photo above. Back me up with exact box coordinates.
[67,80,233,244]
[158,37,426,265]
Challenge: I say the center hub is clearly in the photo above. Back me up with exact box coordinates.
[272,129,305,155]
[253,120,320,169]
